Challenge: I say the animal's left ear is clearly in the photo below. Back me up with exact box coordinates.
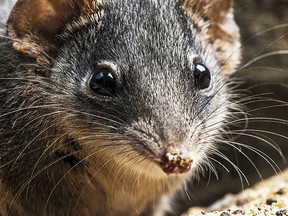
[183,0,241,74]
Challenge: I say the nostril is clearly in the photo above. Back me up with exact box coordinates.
[160,151,192,175]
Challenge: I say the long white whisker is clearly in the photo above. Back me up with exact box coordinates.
[240,50,288,70]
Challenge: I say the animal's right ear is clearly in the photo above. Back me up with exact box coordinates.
[7,0,98,64]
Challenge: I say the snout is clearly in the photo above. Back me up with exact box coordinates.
[160,149,193,175]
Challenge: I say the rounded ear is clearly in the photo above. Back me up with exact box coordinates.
[183,0,241,74]
[6,0,96,64]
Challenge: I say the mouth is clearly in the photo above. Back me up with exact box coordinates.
[160,151,193,175]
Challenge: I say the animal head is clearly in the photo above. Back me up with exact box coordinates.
[6,0,241,179]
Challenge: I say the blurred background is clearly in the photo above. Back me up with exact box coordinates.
[175,0,288,214]
[232,0,288,180]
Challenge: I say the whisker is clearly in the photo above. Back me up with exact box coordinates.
[0,104,60,118]
[227,130,285,158]
[240,50,288,70]
[236,66,286,74]
[213,150,249,189]
[230,117,288,126]
[221,139,281,175]
[71,146,136,212]
[10,121,61,171]
[240,23,288,46]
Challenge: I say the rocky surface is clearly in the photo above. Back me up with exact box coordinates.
[184,168,288,216]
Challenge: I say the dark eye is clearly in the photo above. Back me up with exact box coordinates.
[193,63,211,90]
[89,69,116,96]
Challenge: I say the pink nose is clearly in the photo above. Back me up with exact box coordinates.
[160,151,192,175]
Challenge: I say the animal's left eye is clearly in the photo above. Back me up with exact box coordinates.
[193,63,211,90]
[89,68,116,97]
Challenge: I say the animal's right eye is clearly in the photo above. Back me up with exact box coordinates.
[89,68,116,97]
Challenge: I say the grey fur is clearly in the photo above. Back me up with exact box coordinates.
[0,0,238,215]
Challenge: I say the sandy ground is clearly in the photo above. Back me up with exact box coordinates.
[185,168,288,215]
